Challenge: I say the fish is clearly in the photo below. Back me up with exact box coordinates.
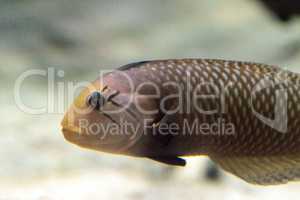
[61,58,300,185]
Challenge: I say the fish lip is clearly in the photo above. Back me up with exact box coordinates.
[61,127,77,134]
[61,128,93,147]
[61,127,81,142]
[61,127,124,146]
[61,128,94,147]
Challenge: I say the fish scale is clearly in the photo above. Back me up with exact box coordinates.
[127,59,300,156]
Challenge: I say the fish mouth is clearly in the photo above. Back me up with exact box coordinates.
[61,125,125,146]
[61,127,82,143]
[61,127,98,147]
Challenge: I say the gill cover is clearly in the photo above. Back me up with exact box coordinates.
[96,86,145,153]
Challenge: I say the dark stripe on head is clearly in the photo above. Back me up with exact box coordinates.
[118,61,150,71]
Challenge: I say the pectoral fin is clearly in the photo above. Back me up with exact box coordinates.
[151,110,179,147]
[148,156,186,167]
[143,106,184,167]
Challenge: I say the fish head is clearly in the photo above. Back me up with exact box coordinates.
[61,80,144,154]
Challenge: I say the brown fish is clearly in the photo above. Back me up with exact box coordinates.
[61,59,300,185]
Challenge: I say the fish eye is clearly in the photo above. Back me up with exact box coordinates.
[87,91,106,110]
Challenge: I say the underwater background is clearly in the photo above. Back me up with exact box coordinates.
[1,0,300,199]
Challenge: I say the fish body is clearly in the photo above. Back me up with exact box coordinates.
[62,59,300,185]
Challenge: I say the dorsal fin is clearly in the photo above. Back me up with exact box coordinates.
[118,61,150,71]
